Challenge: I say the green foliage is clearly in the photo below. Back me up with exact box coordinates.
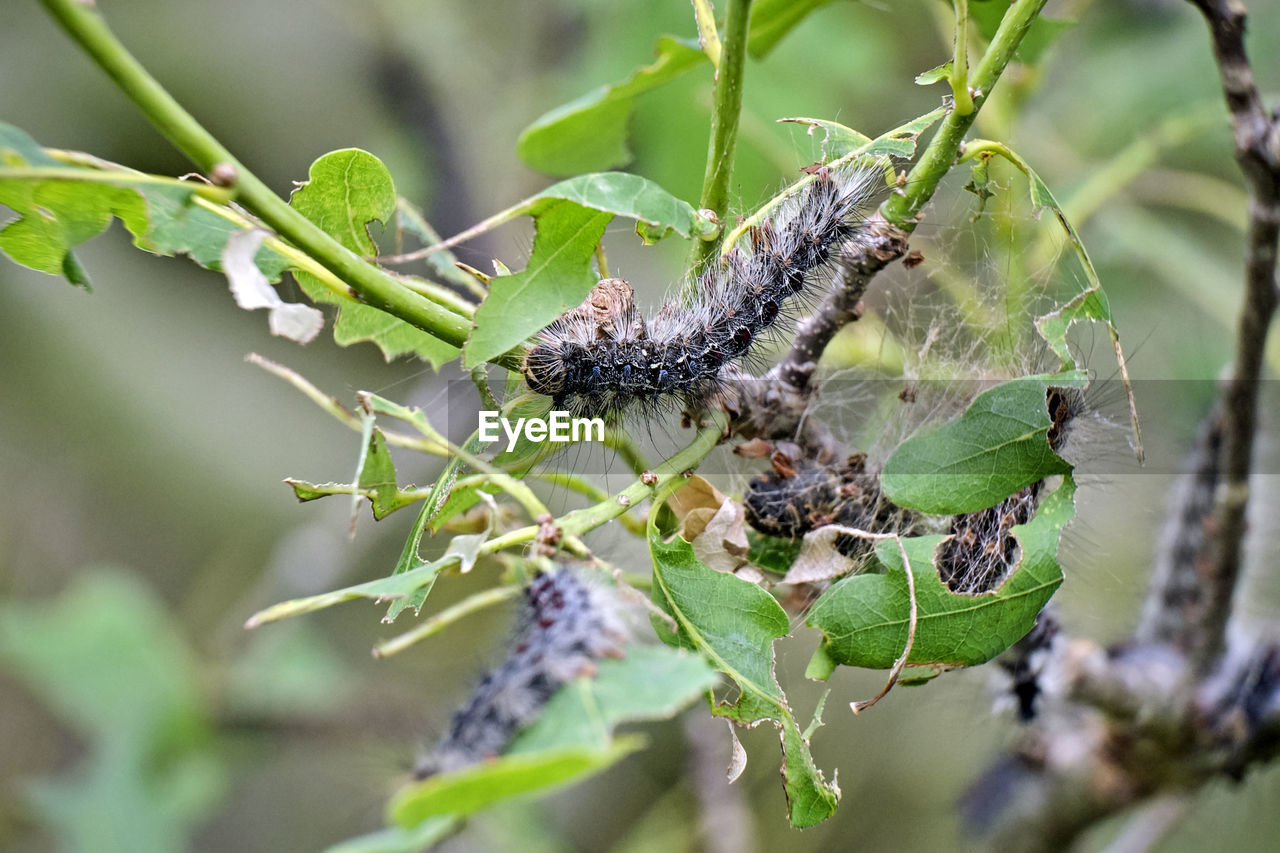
[0,121,288,289]
[289,148,459,366]
[386,646,715,828]
[517,0,852,176]
[648,513,839,828]
[465,172,711,367]
[808,477,1075,669]
[0,571,224,853]
[881,372,1086,514]
[3,0,1146,843]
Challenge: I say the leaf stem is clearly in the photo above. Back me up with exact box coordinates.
[0,165,233,204]
[690,0,752,272]
[36,0,504,365]
[691,0,723,69]
[372,584,522,658]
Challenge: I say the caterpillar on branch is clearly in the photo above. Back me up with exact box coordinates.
[520,164,885,421]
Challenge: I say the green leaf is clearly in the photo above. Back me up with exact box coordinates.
[358,428,417,519]
[914,61,953,86]
[289,148,458,367]
[517,37,705,175]
[510,645,720,753]
[747,0,842,58]
[881,371,1087,514]
[0,570,223,853]
[747,530,802,576]
[382,498,438,622]
[779,107,948,162]
[517,1,846,175]
[388,739,644,827]
[648,515,839,827]
[0,122,291,289]
[464,201,610,367]
[244,555,457,627]
[807,476,1075,668]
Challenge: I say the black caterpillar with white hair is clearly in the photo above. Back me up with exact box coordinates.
[521,164,885,421]
[414,568,627,778]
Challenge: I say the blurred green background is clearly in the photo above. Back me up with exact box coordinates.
[3,1,1279,851]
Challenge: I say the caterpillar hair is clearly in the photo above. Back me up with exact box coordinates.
[744,449,918,561]
[744,385,1086,593]
[521,163,886,421]
[413,568,627,778]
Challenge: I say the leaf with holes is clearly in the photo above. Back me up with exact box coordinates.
[648,513,839,827]
[807,476,1075,670]
[881,372,1087,514]
[289,148,458,366]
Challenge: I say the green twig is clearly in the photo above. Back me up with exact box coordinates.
[372,584,522,658]
[950,0,974,115]
[246,353,448,455]
[882,0,1050,229]
[690,0,752,272]
[36,0,514,367]
[475,414,725,556]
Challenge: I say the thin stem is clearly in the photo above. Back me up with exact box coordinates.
[690,0,752,272]
[0,165,233,203]
[247,353,448,455]
[951,0,974,115]
[37,0,515,367]
[372,584,522,658]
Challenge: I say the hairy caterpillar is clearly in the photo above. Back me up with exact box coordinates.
[744,449,918,559]
[521,164,885,421]
[414,568,627,778]
[744,386,1086,595]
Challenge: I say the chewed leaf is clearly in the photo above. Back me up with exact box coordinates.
[881,371,1087,514]
[0,122,290,289]
[915,61,953,86]
[289,148,458,367]
[648,511,839,827]
[517,37,705,175]
[807,477,1075,669]
[223,229,323,342]
[244,556,456,627]
[388,739,643,828]
[511,645,719,753]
